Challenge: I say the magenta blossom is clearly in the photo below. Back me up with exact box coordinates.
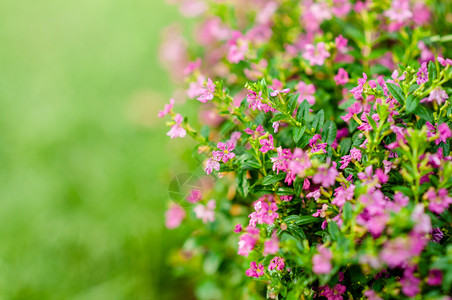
[247,90,275,113]
[295,81,316,105]
[158,98,175,117]
[423,187,452,214]
[249,199,279,226]
[332,184,355,207]
[213,141,236,163]
[193,199,216,223]
[312,246,333,274]
[319,284,346,300]
[312,163,339,188]
[197,78,216,103]
[245,261,265,278]
[205,158,220,174]
[334,68,349,85]
[387,69,405,85]
[260,135,275,153]
[233,224,242,233]
[165,204,186,229]
[263,232,279,256]
[238,226,260,256]
[416,62,429,85]
[302,42,330,66]
[268,256,285,271]
[424,87,449,106]
[427,269,443,286]
[167,113,187,139]
[186,189,202,204]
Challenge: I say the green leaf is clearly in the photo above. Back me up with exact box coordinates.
[328,221,341,241]
[270,114,287,123]
[339,138,352,155]
[413,105,434,123]
[408,84,420,93]
[293,126,306,143]
[343,202,353,223]
[312,109,325,132]
[262,173,286,185]
[200,125,210,139]
[284,215,320,226]
[296,100,310,123]
[405,94,419,113]
[322,120,337,146]
[366,114,377,131]
[287,94,298,114]
[236,171,250,197]
[286,224,306,241]
[387,82,405,105]
[428,60,437,85]
[276,187,295,195]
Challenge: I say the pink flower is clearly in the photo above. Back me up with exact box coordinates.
[196,78,216,103]
[158,98,175,117]
[245,261,265,278]
[380,233,427,268]
[416,62,429,85]
[427,269,443,286]
[167,113,187,138]
[302,42,330,66]
[270,88,290,97]
[213,141,236,163]
[183,58,201,76]
[432,227,444,243]
[341,101,362,122]
[425,87,449,106]
[268,256,285,271]
[193,199,215,223]
[205,158,220,174]
[384,0,412,23]
[387,69,405,85]
[332,184,355,207]
[401,268,420,297]
[227,40,248,63]
[246,90,275,113]
[334,68,349,86]
[263,232,279,256]
[339,147,361,169]
[233,224,242,233]
[319,284,346,300]
[437,123,452,145]
[335,35,348,50]
[186,189,202,203]
[271,147,291,174]
[249,199,279,226]
[423,187,452,214]
[295,81,316,105]
[280,195,293,202]
[238,226,260,256]
[260,135,275,153]
[438,56,452,67]
[312,163,339,188]
[312,246,332,274]
[364,290,382,300]
[165,204,186,229]
[187,76,205,98]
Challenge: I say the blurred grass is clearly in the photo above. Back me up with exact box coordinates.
[0,0,195,299]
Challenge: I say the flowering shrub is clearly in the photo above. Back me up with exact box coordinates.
[160,0,452,299]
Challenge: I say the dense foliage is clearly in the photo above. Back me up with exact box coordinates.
[160,0,452,299]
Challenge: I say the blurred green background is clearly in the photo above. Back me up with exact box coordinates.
[0,0,195,298]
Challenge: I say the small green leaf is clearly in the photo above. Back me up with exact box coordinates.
[413,105,434,123]
[408,84,420,93]
[328,221,341,241]
[270,114,287,123]
[339,138,352,155]
[286,224,306,241]
[387,82,405,105]
[405,94,419,113]
[343,202,353,223]
[312,109,325,132]
[293,126,306,143]
[428,60,437,85]
[262,173,286,185]
[296,100,310,123]
[287,94,298,114]
[284,215,320,226]
[322,120,337,145]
